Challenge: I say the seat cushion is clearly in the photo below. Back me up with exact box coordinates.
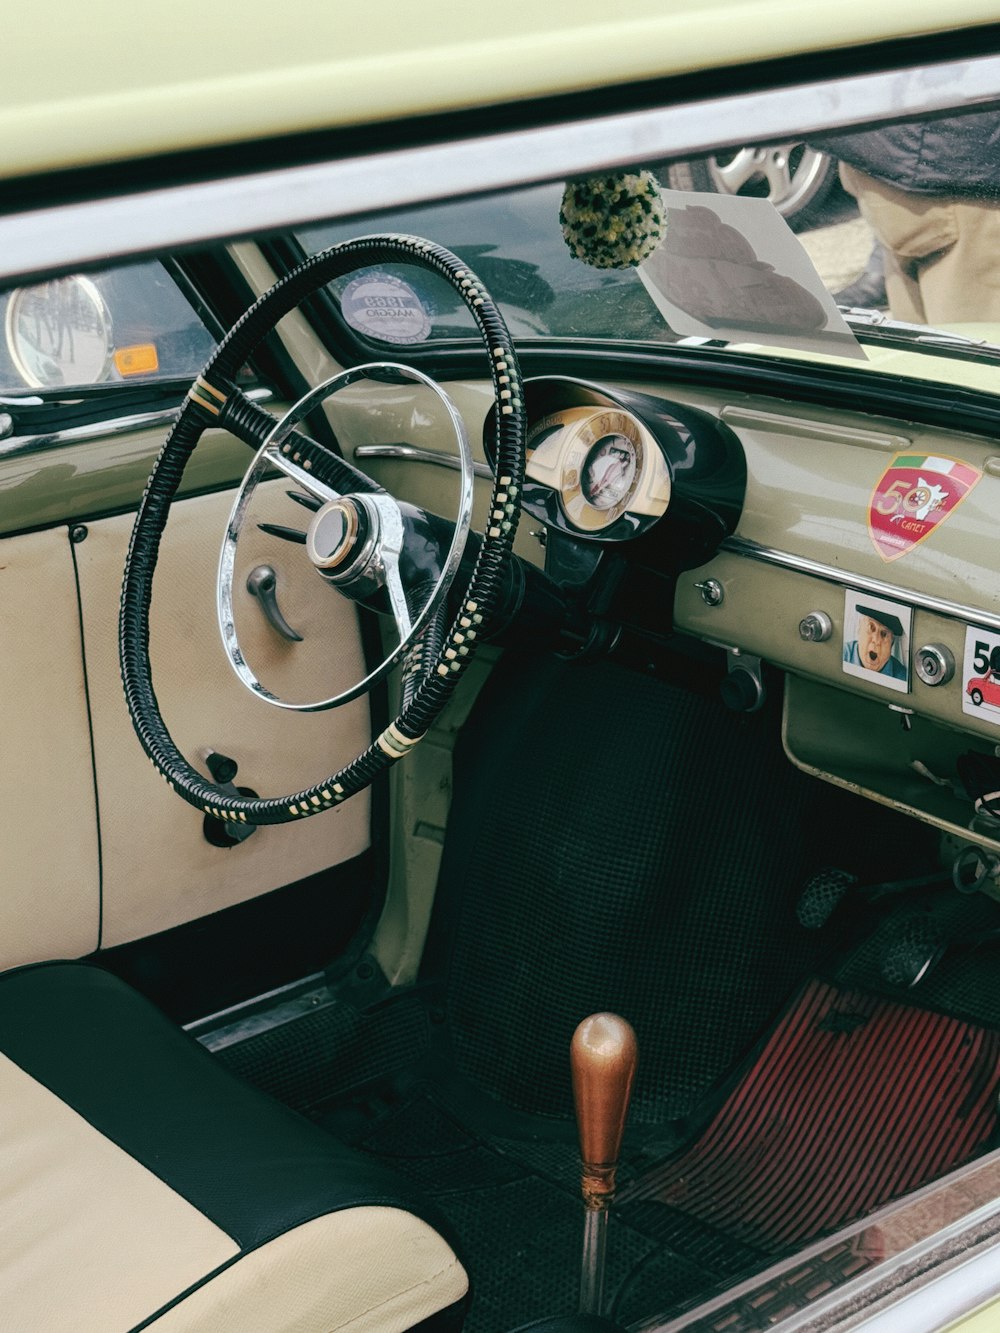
[0,961,468,1332]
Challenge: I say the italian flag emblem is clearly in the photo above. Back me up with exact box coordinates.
[868,453,981,562]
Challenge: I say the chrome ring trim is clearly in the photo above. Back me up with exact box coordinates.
[354,442,492,479]
[2,52,1000,284]
[4,275,113,389]
[722,535,1000,633]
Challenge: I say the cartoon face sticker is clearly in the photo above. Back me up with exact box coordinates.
[842,592,911,694]
[857,608,902,674]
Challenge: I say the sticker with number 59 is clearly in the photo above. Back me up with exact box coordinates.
[962,627,1000,721]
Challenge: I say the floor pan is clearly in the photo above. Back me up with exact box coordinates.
[316,979,1000,1333]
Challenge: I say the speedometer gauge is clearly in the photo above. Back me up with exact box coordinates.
[559,409,648,532]
[581,433,639,510]
[523,402,671,535]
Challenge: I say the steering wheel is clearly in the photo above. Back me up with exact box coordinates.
[120,235,525,826]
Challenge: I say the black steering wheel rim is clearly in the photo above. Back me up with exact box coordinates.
[120,234,525,826]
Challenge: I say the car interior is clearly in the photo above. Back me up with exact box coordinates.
[6,13,1000,1333]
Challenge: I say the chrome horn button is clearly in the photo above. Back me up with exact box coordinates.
[307,498,365,572]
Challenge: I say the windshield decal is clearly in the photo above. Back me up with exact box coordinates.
[639,189,865,360]
[341,272,432,345]
[868,453,981,562]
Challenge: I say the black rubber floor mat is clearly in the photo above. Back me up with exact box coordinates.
[621,979,1000,1250]
[427,655,933,1124]
[322,1085,750,1333]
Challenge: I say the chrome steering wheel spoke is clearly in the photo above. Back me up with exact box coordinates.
[218,361,473,712]
[262,444,343,508]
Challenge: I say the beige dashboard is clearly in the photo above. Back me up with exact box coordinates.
[662,387,1000,854]
[310,366,1000,860]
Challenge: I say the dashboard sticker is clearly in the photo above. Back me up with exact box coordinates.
[341,272,432,345]
[962,628,1000,723]
[868,453,981,562]
[842,590,911,694]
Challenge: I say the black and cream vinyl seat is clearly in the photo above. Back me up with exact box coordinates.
[0,961,468,1332]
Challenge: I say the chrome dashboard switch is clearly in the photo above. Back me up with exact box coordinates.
[915,644,955,686]
[798,611,833,642]
[695,578,724,607]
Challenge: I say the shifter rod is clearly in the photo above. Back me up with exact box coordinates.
[571,1012,638,1315]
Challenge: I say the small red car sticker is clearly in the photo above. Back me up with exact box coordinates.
[963,627,1000,725]
[868,453,981,562]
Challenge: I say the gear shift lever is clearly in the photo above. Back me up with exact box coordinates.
[571,1012,638,1315]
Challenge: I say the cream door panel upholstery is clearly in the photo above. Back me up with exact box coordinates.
[146,1208,469,1333]
[75,482,372,946]
[0,1051,238,1332]
[0,528,99,966]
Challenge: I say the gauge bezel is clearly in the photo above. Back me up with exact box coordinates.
[526,404,669,535]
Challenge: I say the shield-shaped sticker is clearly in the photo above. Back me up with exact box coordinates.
[869,453,981,562]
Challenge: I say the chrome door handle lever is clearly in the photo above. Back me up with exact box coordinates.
[246,565,303,641]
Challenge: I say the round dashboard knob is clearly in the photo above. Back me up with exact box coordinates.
[915,644,955,686]
[720,666,764,713]
[798,611,833,643]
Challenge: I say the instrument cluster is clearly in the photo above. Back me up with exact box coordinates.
[485,376,747,568]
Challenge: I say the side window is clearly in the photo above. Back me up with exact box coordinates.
[0,261,217,393]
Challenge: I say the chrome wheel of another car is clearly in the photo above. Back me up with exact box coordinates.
[666,143,838,230]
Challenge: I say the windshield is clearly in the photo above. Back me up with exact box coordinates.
[297,105,1000,391]
[300,181,667,343]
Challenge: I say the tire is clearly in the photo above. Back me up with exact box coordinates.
[972,689,984,706]
[665,144,839,232]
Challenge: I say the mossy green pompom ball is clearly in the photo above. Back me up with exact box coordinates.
[559,171,666,269]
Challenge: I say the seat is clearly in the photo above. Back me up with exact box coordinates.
[0,961,468,1333]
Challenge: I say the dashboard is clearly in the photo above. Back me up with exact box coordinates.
[490,373,1000,859]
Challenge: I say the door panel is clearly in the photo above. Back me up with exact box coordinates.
[74,482,372,947]
[0,527,100,966]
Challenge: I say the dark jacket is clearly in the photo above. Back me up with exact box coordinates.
[812,112,1000,197]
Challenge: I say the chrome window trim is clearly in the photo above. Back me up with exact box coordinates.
[0,387,273,462]
[1,52,1000,286]
[722,536,1000,634]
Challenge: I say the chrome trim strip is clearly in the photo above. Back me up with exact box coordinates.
[1,52,1000,284]
[186,972,329,1050]
[354,443,492,479]
[842,1246,1000,1333]
[0,387,272,462]
[719,405,910,453]
[0,405,184,460]
[722,535,1000,633]
[635,1145,1000,1333]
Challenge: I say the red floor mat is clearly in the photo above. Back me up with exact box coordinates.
[621,979,1000,1250]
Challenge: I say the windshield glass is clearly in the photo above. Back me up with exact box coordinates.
[300,181,668,343]
[297,105,1000,389]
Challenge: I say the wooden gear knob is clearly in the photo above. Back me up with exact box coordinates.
[571,1012,638,1208]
